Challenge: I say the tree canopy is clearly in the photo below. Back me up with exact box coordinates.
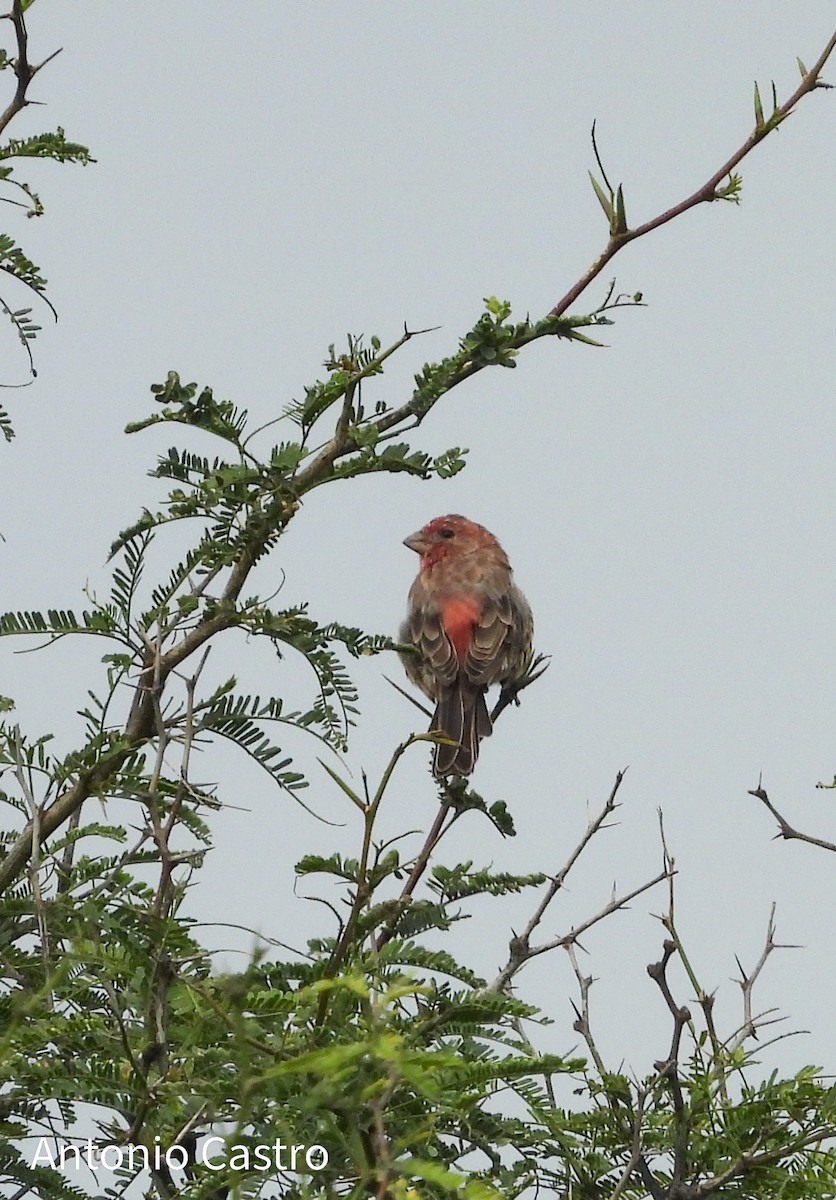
[2,6,836,1199]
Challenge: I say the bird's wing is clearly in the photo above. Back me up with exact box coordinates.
[400,604,459,694]
[465,585,532,688]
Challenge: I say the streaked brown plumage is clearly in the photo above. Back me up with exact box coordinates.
[399,514,533,778]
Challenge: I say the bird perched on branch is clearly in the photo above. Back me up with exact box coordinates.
[400,514,533,778]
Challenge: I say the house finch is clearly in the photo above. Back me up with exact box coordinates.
[400,514,533,778]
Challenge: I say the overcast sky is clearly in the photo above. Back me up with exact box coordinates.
[4,3,836,1080]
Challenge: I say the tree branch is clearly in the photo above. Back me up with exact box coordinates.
[491,867,671,991]
[725,902,798,1054]
[749,783,836,854]
[565,945,665,1200]
[647,939,691,1192]
[489,770,673,993]
[550,30,836,318]
[0,0,62,139]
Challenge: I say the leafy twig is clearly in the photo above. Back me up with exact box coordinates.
[551,30,836,318]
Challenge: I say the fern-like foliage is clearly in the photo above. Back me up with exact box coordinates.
[0,0,93,395]
[0,127,92,166]
[191,688,308,795]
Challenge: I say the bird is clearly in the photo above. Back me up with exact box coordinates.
[399,514,533,778]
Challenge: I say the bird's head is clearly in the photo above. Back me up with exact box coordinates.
[403,514,502,570]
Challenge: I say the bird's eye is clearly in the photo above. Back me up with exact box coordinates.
[440,527,455,539]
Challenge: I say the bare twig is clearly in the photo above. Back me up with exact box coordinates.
[490,771,671,992]
[749,783,836,854]
[383,673,432,720]
[503,769,626,955]
[491,867,671,992]
[737,902,778,1039]
[565,944,607,1079]
[725,902,799,1054]
[654,813,731,1106]
[652,817,792,1111]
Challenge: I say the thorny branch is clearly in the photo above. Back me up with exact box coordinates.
[643,929,808,1200]
[727,902,798,1054]
[648,940,691,1192]
[494,868,671,993]
[0,0,62,139]
[655,817,733,1109]
[503,769,626,953]
[489,771,672,993]
[749,782,836,854]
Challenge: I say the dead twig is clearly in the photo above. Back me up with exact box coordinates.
[490,771,670,993]
[749,782,836,854]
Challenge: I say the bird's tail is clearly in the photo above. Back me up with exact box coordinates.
[432,687,492,778]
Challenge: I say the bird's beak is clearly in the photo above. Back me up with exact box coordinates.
[403,531,427,555]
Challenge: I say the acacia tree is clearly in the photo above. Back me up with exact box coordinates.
[2,7,836,1199]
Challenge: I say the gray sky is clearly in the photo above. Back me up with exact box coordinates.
[4,3,836,1077]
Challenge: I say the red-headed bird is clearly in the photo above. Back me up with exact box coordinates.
[400,514,533,778]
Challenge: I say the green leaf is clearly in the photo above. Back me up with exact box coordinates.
[483,295,512,320]
[296,852,360,881]
[754,80,764,128]
[588,171,614,222]
[317,759,365,810]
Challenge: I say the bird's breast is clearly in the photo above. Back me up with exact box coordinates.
[439,594,482,660]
